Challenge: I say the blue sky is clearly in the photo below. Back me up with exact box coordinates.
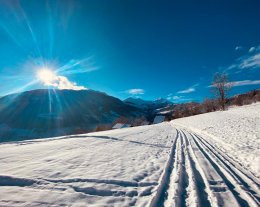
[0,0,259,102]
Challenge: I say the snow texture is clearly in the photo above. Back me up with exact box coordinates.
[172,102,260,178]
[0,104,259,207]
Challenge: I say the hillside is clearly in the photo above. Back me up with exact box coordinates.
[172,102,260,178]
[0,103,259,207]
[0,89,144,141]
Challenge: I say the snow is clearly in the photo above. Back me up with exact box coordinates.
[172,102,260,178]
[0,124,176,207]
[0,103,259,207]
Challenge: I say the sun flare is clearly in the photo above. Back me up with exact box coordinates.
[37,68,56,85]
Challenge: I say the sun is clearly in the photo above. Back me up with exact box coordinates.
[37,68,56,85]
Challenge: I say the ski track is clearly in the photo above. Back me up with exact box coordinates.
[1,124,259,207]
[149,127,260,207]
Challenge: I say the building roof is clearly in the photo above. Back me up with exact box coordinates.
[153,115,165,124]
[112,123,132,129]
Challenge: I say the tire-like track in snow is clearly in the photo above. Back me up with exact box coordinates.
[149,127,260,207]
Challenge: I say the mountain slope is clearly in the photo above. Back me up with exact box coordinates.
[124,97,172,110]
[0,89,144,141]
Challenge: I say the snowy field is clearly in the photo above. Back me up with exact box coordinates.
[172,102,260,178]
[0,104,259,207]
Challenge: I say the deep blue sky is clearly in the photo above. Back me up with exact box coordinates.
[0,0,259,102]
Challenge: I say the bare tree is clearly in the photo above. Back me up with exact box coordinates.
[212,72,232,110]
[202,98,219,112]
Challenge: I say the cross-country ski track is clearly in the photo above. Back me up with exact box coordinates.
[0,121,259,206]
[149,127,260,207]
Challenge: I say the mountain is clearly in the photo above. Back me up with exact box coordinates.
[124,97,172,110]
[0,89,144,142]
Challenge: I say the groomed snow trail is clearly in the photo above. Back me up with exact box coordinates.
[0,121,259,206]
[149,127,260,207]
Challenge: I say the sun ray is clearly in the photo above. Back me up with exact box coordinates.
[37,68,56,86]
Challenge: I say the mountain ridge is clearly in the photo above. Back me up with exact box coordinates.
[0,89,145,141]
[124,97,172,110]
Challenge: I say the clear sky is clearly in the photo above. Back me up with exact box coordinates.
[0,0,259,102]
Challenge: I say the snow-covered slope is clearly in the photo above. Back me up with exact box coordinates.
[0,104,259,207]
[0,123,176,207]
[172,103,260,178]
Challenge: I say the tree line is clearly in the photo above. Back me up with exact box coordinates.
[95,72,260,131]
[171,72,260,119]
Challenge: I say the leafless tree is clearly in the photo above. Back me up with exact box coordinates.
[212,72,232,110]
[95,124,112,132]
[132,116,147,126]
[202,98,218,112]
[113,116,129,125]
